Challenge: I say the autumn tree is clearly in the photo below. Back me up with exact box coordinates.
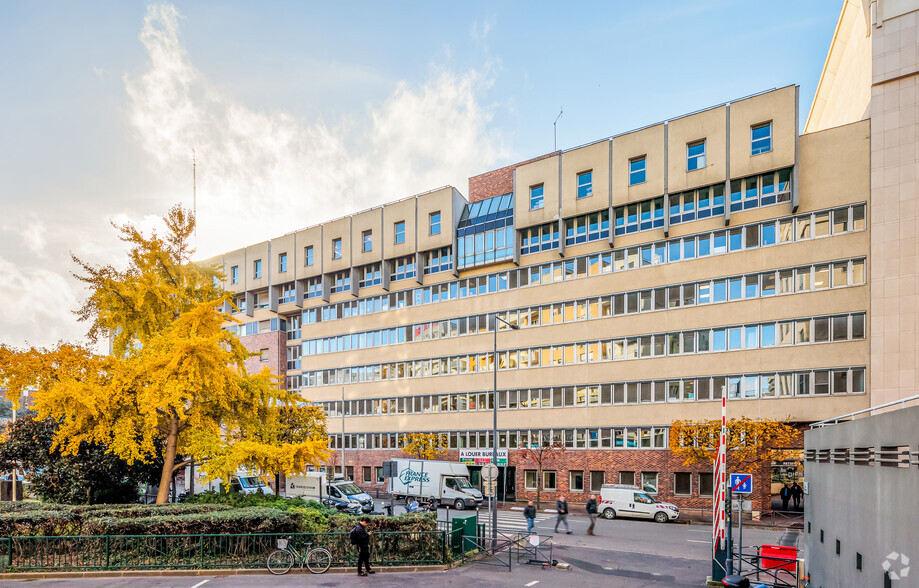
[518,436,566,510]
[401,433,449,460]
[670,417,802,473]
[0,206,330,504]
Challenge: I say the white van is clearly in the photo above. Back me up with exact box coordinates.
[598,484,680,523]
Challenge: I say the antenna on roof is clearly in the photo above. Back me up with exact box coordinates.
[554,107,564,152]
[192,148,197,248]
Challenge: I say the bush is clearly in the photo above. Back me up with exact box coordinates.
[80,507,299,536]
[0,501,66,513]
[0,510,79,536]
[182,490,334,513]
[80,503,233,519]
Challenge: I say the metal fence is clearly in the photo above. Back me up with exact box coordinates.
[0,531,447,572]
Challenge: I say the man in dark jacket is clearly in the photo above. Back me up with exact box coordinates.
[586,494,598,535]
[350,519,374,576]
[779,483,792,511]
[791,482,803,510]
[523,500,537,534]
[554,495,572,534]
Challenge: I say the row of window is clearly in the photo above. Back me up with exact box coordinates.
[565,210,610,246]
[424,247,452,275]
[295,313,865,388]
[457,193,515,270]
[728,168,792,213]
[316,368,866,419]
[326,427,670,451]
[520,222,560,254]
[294,204,866,325]
[300,257,864,355]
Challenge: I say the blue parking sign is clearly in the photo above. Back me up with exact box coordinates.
[729,473,753,494]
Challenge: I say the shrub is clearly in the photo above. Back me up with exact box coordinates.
[80,507,299,536]
[79,503,232,519]
[182,490,333,513]
[0,510,79,537]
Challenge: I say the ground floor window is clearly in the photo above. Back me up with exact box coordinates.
[620,471,635,485]
[375,467,384,484]
[524,470,538,490]
[363,466,372,483]
[641,472,659,493]
[589,471,604,492]
[699,473,714,496]
[543,471,557,491]
[569,470,584,492]
[674,472,692,495]
[346,466,354,481]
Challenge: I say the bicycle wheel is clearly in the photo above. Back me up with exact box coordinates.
[305,547,332,574]
[267,549,294,575]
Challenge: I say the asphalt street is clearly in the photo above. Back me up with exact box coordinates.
[0,510,800,588]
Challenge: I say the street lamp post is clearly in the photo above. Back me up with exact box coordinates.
[492,312,518,541]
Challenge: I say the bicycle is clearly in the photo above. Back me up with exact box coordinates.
[266,536,332,575]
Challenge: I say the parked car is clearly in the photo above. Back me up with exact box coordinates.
[598,484,680,523]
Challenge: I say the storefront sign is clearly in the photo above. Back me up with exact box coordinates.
[459,448,508,465]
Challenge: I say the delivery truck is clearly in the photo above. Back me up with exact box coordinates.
[387,459,482,510]
[285,471,374,512]
[184,467,272,495]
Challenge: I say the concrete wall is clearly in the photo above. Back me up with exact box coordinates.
[804,406,919,588]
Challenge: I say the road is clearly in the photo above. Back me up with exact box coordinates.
[0,508,799,588]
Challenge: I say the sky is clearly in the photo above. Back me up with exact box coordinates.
[0,0,843,349]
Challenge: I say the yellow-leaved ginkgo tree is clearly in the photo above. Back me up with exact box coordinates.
[0,206,330,503]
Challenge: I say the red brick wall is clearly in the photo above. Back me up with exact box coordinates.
[327,447,773,512]
[240,331,286,382]
[468,152,560,203]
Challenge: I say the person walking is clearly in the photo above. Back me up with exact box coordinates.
[523,500,537,534]
[779,483,792,511]
[349,518,374,576]
[791,482,803,510]
[554,495,572,534]
[586,494,598,535]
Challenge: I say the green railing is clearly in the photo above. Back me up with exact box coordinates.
[0,531,447,571]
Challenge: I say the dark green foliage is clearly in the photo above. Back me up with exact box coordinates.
[0,510,80,536]
[0,417,162,505]
[81,507,299,536]
[182,490,333,513]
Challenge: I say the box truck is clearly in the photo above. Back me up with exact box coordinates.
[285,471,374,512]
[184,467,272,495]
[387,459,482,510]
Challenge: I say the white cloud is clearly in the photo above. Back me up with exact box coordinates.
[124,3,509,260]
[0,256,84,348]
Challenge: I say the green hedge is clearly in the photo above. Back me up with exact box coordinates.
[81,507,299,536]
[0,510,80,536]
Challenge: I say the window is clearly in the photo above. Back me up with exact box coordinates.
[641,472,659,493]
[577,171,593,198]
[394,221,406,244]
[543,470,557,491]
[525,470,538,490]
[620,471,635,485]
[259,348,269,362]
[278,252,287,273]
[430,211,441,235]
[699,473,714,496]
[614,197,664,235]
[687,140,706,171]
[392,255,416,281]
[521,222,560,254]
[565,211,610,245]
[751,122,772,155]
[345,466,354,481]
[375,467,384,484]
[279,282,296,304]
[423,247,452,275]
[331,270,351,293]
[332,238,342,259]
[359,263,382,288]
[362,230,373,252]
[530,184,544,210]
[569,470,584,492]
[363,466,372,483]
[629,156,646,185]
[590,471,604,493]
[457,193,515,270]
[253,259,262,279]
[231,266,239,284]
[305,246,314,266]
[674,472,692,495]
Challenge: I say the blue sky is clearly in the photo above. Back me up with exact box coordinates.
[0,1,842,347]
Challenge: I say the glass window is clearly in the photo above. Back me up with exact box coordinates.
[577,171,593,198]
[231,266,239,284]
[751,122,772,155]
[279,253,287,272]
[253,259,262,279]
[629,156,646,185]
[430,211,441,235]
[530,184,544,210]
[304,246,314,266]
[332,238,342,259]
[543,470,557,491]
[362,230,373,252]
[687,140,706,171]
[641,472,659,493]
[394,221,406,244]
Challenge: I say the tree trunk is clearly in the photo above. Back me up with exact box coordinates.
[536,466,542,510]
[275,472,281,496]
[156,418,179,505]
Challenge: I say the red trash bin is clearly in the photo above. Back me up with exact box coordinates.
[760,544,797,571]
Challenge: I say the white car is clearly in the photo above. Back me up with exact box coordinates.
[598,484,680,523]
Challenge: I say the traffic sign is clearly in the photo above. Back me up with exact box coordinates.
[481,463,499,482]
[729,473,753,494]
